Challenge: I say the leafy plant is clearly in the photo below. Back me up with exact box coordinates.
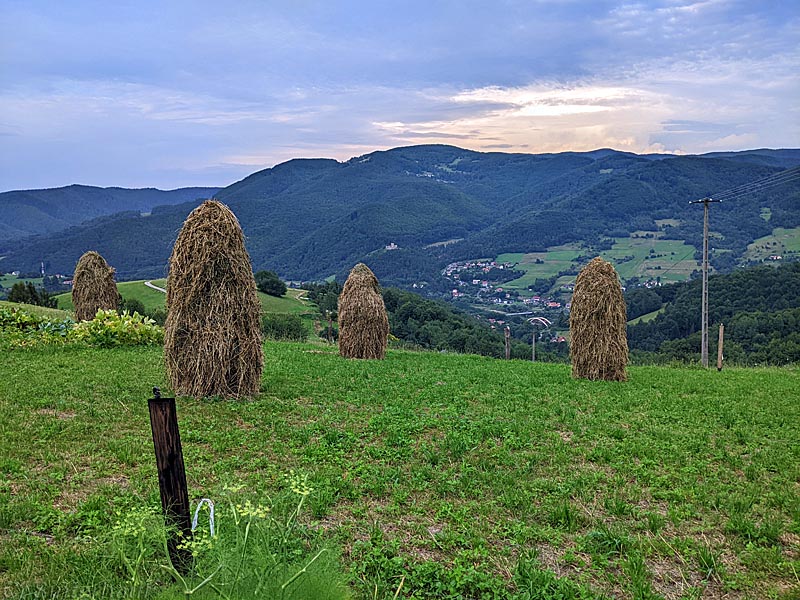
[69,309,164,348]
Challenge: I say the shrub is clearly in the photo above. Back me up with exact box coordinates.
[255,270,288,297]
[261,313,307,342]
[70,309,164,348]
[7,282,57,308]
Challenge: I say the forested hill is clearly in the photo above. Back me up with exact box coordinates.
[0,185,220,242]
[1,146,798,283]
[627,262,800,364]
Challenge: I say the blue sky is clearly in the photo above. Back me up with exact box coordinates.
[1,0,798,191]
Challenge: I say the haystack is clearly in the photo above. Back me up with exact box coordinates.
[164,200,263,398]
[72,251,121,321]
[570,257,628,381]
[338,263,389,359]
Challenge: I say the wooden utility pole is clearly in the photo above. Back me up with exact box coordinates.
[504,326,511,360]
[689,197,721,367]
[717,323,724,371]
[148,387,192,571]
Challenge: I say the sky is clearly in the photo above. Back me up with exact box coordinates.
[1,0,798,191]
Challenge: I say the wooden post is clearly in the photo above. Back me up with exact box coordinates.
[531,331,536,362]
[148,387,192,571]
[327,312,333,344]
[717,323,724,372]
[504,326,511,360]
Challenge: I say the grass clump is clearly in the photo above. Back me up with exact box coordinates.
[8,478,350,600]
[338,263,389,360]
[570,257,628,381]
[164,200,263,398]
[72,251,121,322]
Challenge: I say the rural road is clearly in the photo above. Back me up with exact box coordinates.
[144,281,166,293]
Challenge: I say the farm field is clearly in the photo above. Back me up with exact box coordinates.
[1,342,798,599]
[0,275,43,289]
[627,306,665,326]
[499,237,698,293]
[54,280,312,316]
[743,227,800,262]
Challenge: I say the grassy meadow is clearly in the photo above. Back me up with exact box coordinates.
[1,341,798,599]
[498,236,698,294]
[744,227,800,262]
[54,280,313,317]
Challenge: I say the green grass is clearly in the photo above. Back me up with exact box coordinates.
[499,236,698,293]
[1,342,798,598]
[0,275,43,288]
[54,280,313,316]
[600,237,697,283]
[0,300,70,320]
[744,226,800,261]
[627,306,665,325]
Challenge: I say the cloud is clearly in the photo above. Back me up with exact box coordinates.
[0,1,797,189]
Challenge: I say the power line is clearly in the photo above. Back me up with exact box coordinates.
[709,166,800,202]
[713,165,800,198]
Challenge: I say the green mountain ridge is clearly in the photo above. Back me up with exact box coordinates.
[1,145,798,286]
[0,184,220,242]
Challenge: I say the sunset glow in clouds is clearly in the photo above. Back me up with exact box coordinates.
[1,0,798,189]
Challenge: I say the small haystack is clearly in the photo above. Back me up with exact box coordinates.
[164,200,263,398]
[72,251,121,321]
[570,257,628,381]
[338,263,389,359]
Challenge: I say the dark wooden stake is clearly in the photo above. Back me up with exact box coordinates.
[148,387,192,572]
[504,326,511,360]
[717,323,724,372]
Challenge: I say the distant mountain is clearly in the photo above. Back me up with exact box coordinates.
[0,185,220,242]
[1,146,798,285]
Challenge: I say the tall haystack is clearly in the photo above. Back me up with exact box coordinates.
[164,200,263,398]
[72,251,121,321]
[338,263,389,359]
[570,257,628,381]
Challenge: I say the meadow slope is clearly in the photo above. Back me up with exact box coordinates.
[0,343,798,598]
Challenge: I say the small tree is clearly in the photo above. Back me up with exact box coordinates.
[8,282,57,308]
[254,270,287,297]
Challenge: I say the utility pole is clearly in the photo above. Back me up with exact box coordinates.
[689,197,721,367]
[527,316,552,362]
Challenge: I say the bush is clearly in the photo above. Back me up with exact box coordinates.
[71,309,164,348]
[7,282,57,308]
[118,297,146,316]
[255,270,288,297]
[0,306,74,347]
[261,313,307,342]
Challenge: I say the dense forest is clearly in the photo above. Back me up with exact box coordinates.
[627,262,800,364]
[3,146,798,285]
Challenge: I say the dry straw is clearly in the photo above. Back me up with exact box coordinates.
[570,257,628,381]
[338,263,389,359]
[72,251,121,321]
[164,200,263,398]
